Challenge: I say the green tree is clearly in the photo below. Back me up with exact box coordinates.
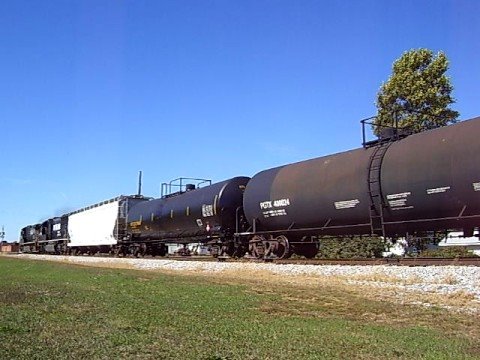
[374,49,459,135]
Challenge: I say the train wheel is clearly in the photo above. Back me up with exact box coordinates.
[234,244,248,258]
[158,244,168,257]
[138,243,147,257]
[209,245,220,257]
[224,242,247,258]
[273,235,291,259]
[114,245,126,257]
[249,235,266,259]
[222,244,232,257]
[132,248,139,257]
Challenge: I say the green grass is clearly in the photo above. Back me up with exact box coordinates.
[0,256,479,359]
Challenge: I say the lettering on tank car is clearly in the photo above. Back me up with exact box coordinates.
[274,199,290,207]
[426,186,451,195]
[260,201,273,209]
[386,192,411,200]
[389,199,408,207]
[386,192,413,210]
[391,205,414,211]
[263,209,287,218]
[473,182,480,191]
[260,198,291,218]
[334,199,359,210]
[259,198,290,210]
[202,204,214,217]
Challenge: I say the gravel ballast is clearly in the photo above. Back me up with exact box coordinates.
[13,254,480,313]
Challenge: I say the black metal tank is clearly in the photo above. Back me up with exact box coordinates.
[381,116,480,235]
[243,147,374,236]
[127,176,250,242]
[243,117,480,237]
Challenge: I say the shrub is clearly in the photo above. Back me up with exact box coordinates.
[317,236,387,259]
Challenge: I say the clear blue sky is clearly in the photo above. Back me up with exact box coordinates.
[1,0,479,241]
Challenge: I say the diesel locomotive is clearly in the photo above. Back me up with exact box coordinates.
[20,116,480,259]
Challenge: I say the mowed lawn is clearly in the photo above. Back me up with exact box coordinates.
[0,256,479,359]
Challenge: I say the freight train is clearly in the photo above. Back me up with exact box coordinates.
[20,116,480,259]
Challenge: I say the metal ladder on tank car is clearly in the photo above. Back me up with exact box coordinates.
[115,198,128,241]
[367,141,392,237]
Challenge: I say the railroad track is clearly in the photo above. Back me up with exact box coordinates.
[274,257,480,266]
[13,253,480,266]
[184,255,480,266]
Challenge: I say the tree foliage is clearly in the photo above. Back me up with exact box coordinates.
[374,49,459,135]
[318,236,387,258]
